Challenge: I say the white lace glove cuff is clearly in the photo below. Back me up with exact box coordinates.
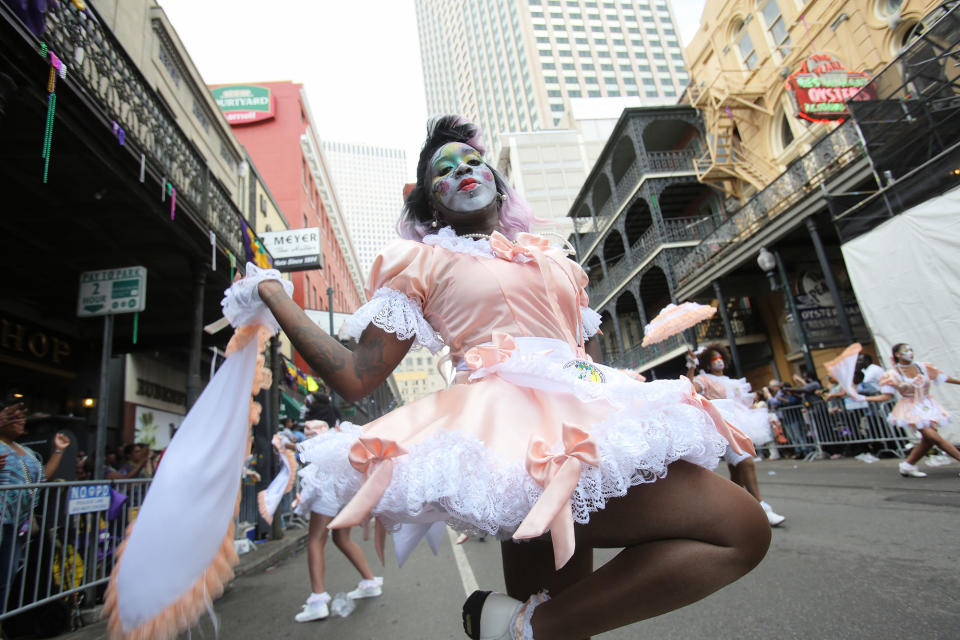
[221,262,294,333]
[580,306,602,340]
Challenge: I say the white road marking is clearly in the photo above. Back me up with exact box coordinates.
[447,527,479,596]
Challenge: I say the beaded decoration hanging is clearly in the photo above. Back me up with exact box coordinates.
[39,43,67,184]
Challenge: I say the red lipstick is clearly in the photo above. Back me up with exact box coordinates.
[458,178,478,191]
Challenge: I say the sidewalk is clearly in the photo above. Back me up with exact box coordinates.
[57,525,309,640]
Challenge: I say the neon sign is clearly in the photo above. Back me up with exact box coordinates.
[785,54,876,122]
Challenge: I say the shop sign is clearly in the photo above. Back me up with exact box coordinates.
[0,314,75,376]
[259,228,323,271]
[211,85,276,125]
[793,269,868,347]
[77,267,147,317]
[785,53,876,121]
[67,484,111,515]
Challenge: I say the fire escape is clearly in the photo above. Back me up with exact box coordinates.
[688,73,782,203]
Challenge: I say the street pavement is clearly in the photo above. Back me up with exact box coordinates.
[65,457,960,639]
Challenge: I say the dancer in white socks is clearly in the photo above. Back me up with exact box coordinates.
[292,420,382,622]
[687,344,785,526]
[863,343,960,478]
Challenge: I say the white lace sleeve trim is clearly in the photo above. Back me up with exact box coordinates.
[580,306,602,339]
[339,287,444,353]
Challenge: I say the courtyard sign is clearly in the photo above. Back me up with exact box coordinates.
[785,53,876,121]
[211,85,276,125]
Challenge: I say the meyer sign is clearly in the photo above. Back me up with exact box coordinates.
[259,228,323,271]
[211,85,276,125]
[785,53,876,121]
[77,266,147,317]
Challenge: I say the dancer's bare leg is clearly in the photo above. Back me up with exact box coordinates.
[728,458,762,502]
[904,431,935,465]
[331,527,375,580]
[529,461,770,640]
[501,536,593,601]
[912,426,960,462]
[306,513,332,593]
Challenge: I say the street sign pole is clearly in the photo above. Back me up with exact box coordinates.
[93,314,114,480]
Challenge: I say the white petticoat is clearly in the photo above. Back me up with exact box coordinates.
[711,399,774,446]
[297,337,728,540]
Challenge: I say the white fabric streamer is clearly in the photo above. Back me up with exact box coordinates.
[114,334,260,632]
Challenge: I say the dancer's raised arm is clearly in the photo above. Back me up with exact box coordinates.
[258,280,412,402]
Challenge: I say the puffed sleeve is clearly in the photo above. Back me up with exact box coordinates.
[339,240,444,353]
[878,369,898,395]
[566,258,602,340]
[923,363,948,384]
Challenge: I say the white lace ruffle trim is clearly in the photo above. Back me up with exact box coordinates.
[580,306,601,340]
[220,262,294,332]
[423,226,495,258]
[297,396,727,540]
[339,287,444,353]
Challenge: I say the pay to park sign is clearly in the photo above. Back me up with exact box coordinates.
[77,266,147,317]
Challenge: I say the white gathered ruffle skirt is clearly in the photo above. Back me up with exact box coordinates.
[297,337,739,542]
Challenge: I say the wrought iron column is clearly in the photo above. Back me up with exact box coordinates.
[186,268,207,409]
[775,250,817,377]
[804,217,854,344]
[712,280,742,378]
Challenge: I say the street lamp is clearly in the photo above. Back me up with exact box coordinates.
[757,247,778,290]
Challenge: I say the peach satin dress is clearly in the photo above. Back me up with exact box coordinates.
[298,228,752,568]
[880,363,951,429]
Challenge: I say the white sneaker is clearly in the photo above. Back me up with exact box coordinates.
[294,595,330,622]
[347,577,383,599]
[462,590,523,640]
[760,501,786,527]
[899,461,928,478]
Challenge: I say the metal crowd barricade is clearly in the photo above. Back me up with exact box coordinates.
[0,478,151,621]
[767,400,907,460]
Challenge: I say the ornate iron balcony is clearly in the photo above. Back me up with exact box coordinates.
[40,4,243,260]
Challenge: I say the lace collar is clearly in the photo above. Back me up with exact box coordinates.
[422,227,495,259]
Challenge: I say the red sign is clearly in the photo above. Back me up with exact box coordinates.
[785,54,876,122]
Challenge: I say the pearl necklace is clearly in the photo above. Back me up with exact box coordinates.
[458,233,492,241]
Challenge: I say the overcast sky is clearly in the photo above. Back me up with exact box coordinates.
[158,0,707,180]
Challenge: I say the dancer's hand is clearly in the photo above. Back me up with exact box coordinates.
[221,263,293,332]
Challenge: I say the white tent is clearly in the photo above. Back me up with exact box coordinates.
[841,185,960,441]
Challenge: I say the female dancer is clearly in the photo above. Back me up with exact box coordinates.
[864,343,960,478]
[292,420,382,622]
[244,117,769,639]
[686,345,785,526]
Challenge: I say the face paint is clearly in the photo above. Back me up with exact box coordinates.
[429,142,498,215]
[897,345,914,364]
[710,354,724,372]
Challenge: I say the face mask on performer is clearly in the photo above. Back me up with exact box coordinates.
[427,142,502,234]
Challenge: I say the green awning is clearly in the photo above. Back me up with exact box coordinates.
[279,391,303,421]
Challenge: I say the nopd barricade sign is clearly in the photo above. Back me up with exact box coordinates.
[77,266,147,317]
[67,483,111,515]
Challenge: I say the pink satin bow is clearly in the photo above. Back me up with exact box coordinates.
[329,436,408,565]
[464,331,517,371]
[489,231,551,262]
[513,424,600,569]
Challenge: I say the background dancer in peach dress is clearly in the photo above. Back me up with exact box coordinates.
[864,343,960,478]
[687,344,785,527]
[245,116,769,640]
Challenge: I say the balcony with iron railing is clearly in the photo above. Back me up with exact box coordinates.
[610,306,763,372]
[576,148,699,257]
[673,119,864,285]
[40,4,245,259]
[588,215,717,304]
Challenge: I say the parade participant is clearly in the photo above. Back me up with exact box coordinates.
[863,343,960,478]
[686,345,785,527]
[291,420,382,622]
[236,116,770,640]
